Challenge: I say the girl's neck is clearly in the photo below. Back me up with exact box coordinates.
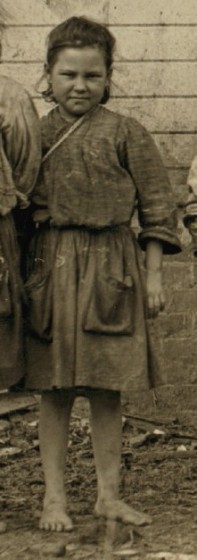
[58,106,79,123]
[58,103,100,123]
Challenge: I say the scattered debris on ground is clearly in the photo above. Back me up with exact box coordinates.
[0,398,197,559]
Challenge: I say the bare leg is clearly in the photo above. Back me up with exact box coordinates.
[89,389,151,526]
[39,390,74,532]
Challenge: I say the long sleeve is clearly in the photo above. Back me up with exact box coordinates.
[120,118,181,254]
[0,75,41,215]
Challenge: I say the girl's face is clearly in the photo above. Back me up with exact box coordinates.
[47,46,110,119]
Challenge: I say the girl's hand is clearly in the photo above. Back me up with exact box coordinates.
[146,269,165,318]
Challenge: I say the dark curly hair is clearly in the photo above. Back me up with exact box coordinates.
[42,16,116,104]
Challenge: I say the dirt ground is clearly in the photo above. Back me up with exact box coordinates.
[0,397,197,560]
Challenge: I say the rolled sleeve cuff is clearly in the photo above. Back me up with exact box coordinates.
[183,201,197,227]
[138,227,182,254]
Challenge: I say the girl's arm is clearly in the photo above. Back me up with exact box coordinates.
[0,76,41,216]
[122,118,181,255]
[145,239,165,318]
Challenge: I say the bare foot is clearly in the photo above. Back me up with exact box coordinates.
[39,500,73,532]
[94,499,151,526]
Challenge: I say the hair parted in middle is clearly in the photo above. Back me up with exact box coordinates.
[42,16,116,104]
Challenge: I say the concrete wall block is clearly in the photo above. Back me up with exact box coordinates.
[154,133,197,170]
[1,0,59,24]
[163,262,194,291]
[2,26,52,63]
[156,312,192,338]
[113,62,197,97]
[163,338,197,384]
[108,98,197,134]
[109,0,197,25]
[166,289,197,313]
[48,0,108,22]
[123,385,197,422]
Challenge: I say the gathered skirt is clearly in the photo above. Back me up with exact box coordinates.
[25,224,159,392]
[0,214,25,390]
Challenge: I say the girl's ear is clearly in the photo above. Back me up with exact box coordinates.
[106,68,113,85]
[44,63,51,84]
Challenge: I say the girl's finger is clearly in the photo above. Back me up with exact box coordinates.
[147,294,156,318]
[152,294,161,317]
[147,293,163,318]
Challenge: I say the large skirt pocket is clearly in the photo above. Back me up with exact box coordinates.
[83,274,135,335]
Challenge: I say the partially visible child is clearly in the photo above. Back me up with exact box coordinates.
[183,155,197,254]
[24,17,181,532]
[0,75,41,390]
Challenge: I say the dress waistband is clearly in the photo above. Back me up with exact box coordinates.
[35,220,130,235]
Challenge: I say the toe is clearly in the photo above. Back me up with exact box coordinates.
[55,523,64,532]
[39,514,73,533]
[40,522,49,531]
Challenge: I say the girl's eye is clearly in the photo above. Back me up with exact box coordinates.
[87,73,102,79]
[58,72,103,79]
[60,72,76,77]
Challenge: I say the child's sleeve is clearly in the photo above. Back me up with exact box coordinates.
[0,77,41,216]
[122,118,181,254]
[183,155,197,226]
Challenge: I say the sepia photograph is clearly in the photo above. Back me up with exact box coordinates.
[0,1,197,558]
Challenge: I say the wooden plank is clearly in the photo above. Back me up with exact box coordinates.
[2,0,197,27]
[109,0,197,25]
[0,0,59,25]
[117,62,197,96]
[107,98,197,133]
[114,26,197,61]
[34,97,197,133]
[0,394,38,416]
[48,0,107,23]
[3,25,197,62]
[45,0,197,26]
[0,63,43,96]
[1,27,52,62]
[112,62,197,96]
[2,61,197,97]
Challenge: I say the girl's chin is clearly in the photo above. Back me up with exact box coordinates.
[59,101,97,119]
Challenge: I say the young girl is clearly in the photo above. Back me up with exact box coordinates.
[25,17,181,532]
[0,74,41,390]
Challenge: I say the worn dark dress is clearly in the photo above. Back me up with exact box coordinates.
[25,105,181,392]
[0,76,41,389]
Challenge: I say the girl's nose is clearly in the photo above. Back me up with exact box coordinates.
[74,76,87,91]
